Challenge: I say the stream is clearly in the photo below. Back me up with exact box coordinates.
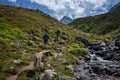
[74,39,120,80]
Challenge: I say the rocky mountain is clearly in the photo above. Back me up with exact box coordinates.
[69,5,120,37]
[110,2,120,12]
[60,16,73,24]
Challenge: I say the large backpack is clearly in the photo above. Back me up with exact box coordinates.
[43,34,49,41]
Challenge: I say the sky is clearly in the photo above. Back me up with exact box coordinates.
[0,0,120,20]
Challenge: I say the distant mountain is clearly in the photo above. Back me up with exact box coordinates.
[69,6,120,37]
[110,2,120,12]
[60,16,73,24]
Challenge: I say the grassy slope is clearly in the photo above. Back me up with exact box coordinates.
[69,8,120,37]
[0,4,110,80]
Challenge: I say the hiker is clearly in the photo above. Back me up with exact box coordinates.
[43,32,49,49]
[55,30,60,41]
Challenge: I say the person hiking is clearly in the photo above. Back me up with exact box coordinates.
[43,32,49,49]
[55,30,60,41]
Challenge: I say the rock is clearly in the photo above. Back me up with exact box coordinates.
[112,71,120,77]
[75,59,85,65]
[115,38,120,48]
[40,70,57,80]
[32,36,40,41]
[75,35,91,46]
[91,65,100,74]
[65,65,74,71]
[84,55,90,61]
[77,75,89,80]
[44,50,53,56]
[62,47,67,52]
[26,69,35,77]
[61,35,69,40]
[63,60,69,65]
[40,73,51,80]
[13,59,23,65]
[7,66,17,75]
[58,40,66,44]
[103,53,113,60]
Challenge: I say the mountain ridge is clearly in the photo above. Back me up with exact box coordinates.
[110,2,120,12]
[69,5,120,37]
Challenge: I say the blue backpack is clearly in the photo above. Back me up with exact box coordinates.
[43,34,49,41]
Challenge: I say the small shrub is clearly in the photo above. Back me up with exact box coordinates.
[0,37,9,45]
[27,40,34,46]
[4,66,17,75]
[69,48,88,57]
[71,43,85,48]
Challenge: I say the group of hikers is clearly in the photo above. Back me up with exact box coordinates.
[43,30,60,48]
[33,30,61,72]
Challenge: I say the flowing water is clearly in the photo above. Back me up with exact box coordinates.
[74,41,120,80]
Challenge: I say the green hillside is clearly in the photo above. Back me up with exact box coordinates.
[69,8,120,37]
[0,4,110,80]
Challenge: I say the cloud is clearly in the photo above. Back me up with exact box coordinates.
[9,0,120,19]
[9,0,17,3]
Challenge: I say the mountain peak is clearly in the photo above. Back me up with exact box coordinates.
[60,16,73,24]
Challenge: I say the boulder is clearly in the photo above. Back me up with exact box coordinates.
[77,75,89,80]
[112,71,120,77]
[65,65,74,71]
[75,35,91,46]
[115,38,120,48]
[40,70,57,80]
[13,59,23,65]
[61,35,69,40]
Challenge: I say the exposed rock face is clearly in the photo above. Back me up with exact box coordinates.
[75,35,91,46]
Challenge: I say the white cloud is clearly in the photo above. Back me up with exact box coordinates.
[9,0,17,3]
[10,0,120,19]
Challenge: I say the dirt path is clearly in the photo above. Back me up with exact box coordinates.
[6,62,34,80]
[6,50,49,80]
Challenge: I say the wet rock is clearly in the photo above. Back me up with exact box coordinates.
[113,71,120,77]
[75,59,85,65]
[84,55,91,61]
[77,75,89,80]
[91,65,100,74]
[115,38,120,48]
[103,53,113,60]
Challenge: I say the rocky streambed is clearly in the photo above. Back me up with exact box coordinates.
[74,37,120,80]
